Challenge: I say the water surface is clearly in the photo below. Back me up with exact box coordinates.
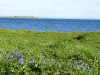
[0,18,100,32]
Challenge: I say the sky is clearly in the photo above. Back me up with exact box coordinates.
[0,0,100,19]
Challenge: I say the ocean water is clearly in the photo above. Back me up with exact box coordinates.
[0,18,100,32]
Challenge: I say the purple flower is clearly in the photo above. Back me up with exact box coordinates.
[28,58,35,64]
[78,60,82,63]
[12,52,22,57]
[74,60,78,63]
[18,58,24,64]
[8,55,14,59]
[6,51,24,64]
[88,67,93,72]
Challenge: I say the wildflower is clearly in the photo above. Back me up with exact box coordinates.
[20,55,24,59]
[88,67,93,72]
[8,55,14,59]
[74,60,78,63]
[18,58,24,64]
[7,51,24,64]
[28,58,35,64]
[11,52,24,60]
[7,55,14,63]
[78,60,82,63]
[12,52,22,57]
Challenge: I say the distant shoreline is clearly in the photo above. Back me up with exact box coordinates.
[0,16,39,18]
[0,16,100,20]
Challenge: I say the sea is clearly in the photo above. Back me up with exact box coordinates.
[0,18,100,32]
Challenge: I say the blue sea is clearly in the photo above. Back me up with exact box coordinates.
[0,18,100,32]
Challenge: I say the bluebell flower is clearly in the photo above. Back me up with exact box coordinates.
[7,55,14,63]
[20,55,24,59]
[88,67,93,72]
[18,58,24,64]
[28,58,35,64]
[78,60,82,63]
[74,60,78,63]
[11,52,23,60]
[7,51,24,64]
[8,55,14,59]
[12,52,22,57]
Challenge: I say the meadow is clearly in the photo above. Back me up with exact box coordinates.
[0,28,100,75]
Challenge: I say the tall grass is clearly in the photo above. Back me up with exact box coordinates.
[0,28,100,75]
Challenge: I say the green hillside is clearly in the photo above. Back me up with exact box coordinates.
[0,28,100,75]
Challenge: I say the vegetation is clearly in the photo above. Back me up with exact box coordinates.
[0,28,100,75]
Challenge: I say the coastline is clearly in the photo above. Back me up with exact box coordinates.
[0,16,39,18]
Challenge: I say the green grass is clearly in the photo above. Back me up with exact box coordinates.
[0,28,100,75]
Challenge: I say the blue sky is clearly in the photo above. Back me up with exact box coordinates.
[0,0,100,19]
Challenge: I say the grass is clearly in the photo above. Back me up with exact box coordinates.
[0,28,100,75]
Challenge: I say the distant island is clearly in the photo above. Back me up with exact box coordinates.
[0,16,39,18]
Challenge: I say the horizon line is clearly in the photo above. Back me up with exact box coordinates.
[0,16,100,20]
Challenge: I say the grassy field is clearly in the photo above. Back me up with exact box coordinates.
[0,28,100,75]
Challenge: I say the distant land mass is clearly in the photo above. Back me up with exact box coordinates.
[0,16,39,18]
